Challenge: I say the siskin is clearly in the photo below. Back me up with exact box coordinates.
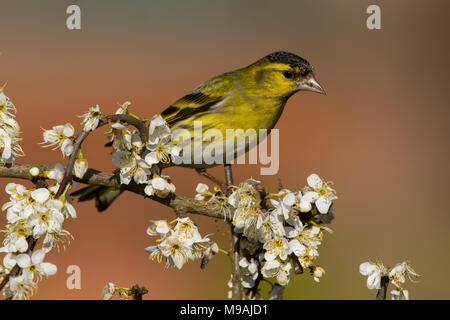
[73,51,325,211]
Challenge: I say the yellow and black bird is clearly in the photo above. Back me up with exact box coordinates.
[72,51,325,211]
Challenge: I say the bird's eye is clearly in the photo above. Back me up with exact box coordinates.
[283,70,294,79]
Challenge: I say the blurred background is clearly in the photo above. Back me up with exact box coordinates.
[0,0,449,299]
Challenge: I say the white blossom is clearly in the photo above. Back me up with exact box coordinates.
[45,163,65,183]
[261,259,292,286]
[0,88,24,164]
[359,261,387,290]
[101,282,116,300]
[388,261,419,287]
[16,249,57,281]
[112,150,151,185]
[239,257,259,288]
[148,114,171,145]
[270,190,295,220]
[109,123,133,151]
[144,175,175,198]
[145,137,180,165]
[28,204,64,238]
[257,213,285,243]
[172,217,202,246]
[41,123,75,157]
[146,234,192,269]
[7,272,35,300]
[302,174,337,214]
[80,104,101,132]
[0,232,29,253]
[228,179,261,209]
[288,239,307,257]
[115,101,131,115]
[228,179,265,240]
[146,220,171,236]
[145,217,218,270]
[264,238,289,261]
[194,183,212,201]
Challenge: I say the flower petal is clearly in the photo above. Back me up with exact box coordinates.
[302,191,318,203]
[359,262,375,276]
[16,254,31,268]
[316,197,332,214]
[283,193,295,206]
[367,272,381,289]
[32,249,46,264]
[40,262,57,276]
[31,188,50,203]
[307,174,323,189]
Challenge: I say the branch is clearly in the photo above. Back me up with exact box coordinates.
[225,164,243,300]
[0,160,230,295]
[0,163,230,220]
[376,276,389,300]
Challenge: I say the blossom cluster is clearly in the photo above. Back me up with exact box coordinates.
[41,102,179,195]
[145,217,218,269]
[195,183,230,218]
[0,87,24,164]
[109,108,178,198]
[0,165,76,299]
[225,174,337,289]
[359,260,419,300]
[41,104,103,178]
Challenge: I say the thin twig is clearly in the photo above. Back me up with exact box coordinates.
[376,276,389,300]
[55,114,149,199]
[54,130,89,198]
[224,164,242,300]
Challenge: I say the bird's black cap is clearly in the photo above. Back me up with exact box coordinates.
[265,51,312,75]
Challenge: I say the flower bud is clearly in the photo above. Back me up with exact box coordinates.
[299,200,312,212]
[313,266,325,282]
[29,167,40,177]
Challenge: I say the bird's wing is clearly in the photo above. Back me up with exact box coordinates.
[161,73,235,127]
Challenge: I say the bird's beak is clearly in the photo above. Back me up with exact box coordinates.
[297,73,326,95]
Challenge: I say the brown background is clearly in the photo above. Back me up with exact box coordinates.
[0,0,449,299]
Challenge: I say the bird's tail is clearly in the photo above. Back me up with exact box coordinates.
[70,186,124,212]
